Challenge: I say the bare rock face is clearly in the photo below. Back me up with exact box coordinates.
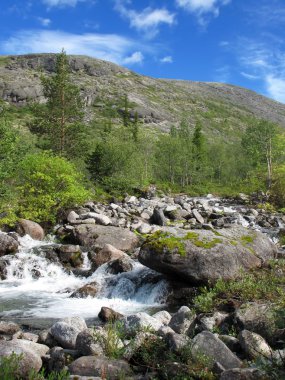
[0,232,19,257]
[16,219,45,240]
[139,226,277,284]
[72,224,139,253]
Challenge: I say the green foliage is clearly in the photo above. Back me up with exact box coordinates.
[16,152,90,223]
[0,352,22,380]
[30,50,88,159]
[271,165,285,208]
[93,322,125,359]
[194,260,285,313]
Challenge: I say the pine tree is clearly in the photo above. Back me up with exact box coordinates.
[30,49,87,159]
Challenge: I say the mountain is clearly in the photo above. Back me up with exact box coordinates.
[1,53,285,140]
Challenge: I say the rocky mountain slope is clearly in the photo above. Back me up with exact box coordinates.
[1,54,285,139]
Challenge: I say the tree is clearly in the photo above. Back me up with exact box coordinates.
[16,152,90,223]
[30,50,88,159]
[241,120,278,189]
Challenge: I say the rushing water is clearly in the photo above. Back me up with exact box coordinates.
[0,235,168,327]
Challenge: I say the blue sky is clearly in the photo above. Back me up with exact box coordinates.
[0,0,285,103]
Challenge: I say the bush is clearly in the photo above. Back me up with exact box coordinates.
[271,165,285,208]
[16,152,91,223]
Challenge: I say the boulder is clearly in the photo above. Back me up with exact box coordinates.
[75,329,104,356]
[70,281,99,298]
[191,331,242,370]
[238,330,273,359]
[16,219,44,240]
[107,257,134,274]
[139,226,277,284]
[89,244,128,268]
[152,310,172,325]
[50,317,87,349]
[168,306,196,335]
[123,332,157,360]
[150,207,168,226]
[122,312,163,336]
[98,307,123,323]
[220,368,265,379]
[0,321,20,335]
[85,212,111,226]
[0,340,43,378]
[69,356,132,379]
[0,232,19,257]
[166,331,191,353]
[72,224,139,252]
[58,245,83,267]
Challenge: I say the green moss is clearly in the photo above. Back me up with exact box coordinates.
[184,232,222,249]
[240,234,255,245]
[230,240,238,246]
[0,56,10,67]
[145,231,186,256]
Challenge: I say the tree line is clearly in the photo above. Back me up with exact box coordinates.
[0,50,285,225]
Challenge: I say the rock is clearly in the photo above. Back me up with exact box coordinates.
[69,356,132,379]
[58,245,83,267]
[38,330,57,347]
[152,310,172,325]
[168,306,196,335]
[139,226,277,284]
[70,281,99,298]
[67,211,80,224]
[98,307,123,323]
[166,331,191,353]
[137,223,152,234]
[86,212,111,226]
[19,332,39,343]
[220,368,265,379]
[50,317,87,349]
[0,321,20,335]
[238,330,273,359]
[150,207,168,226]
[123,312,163,336]
[199,312,229,331]
[123,332,156,360]
[0,340,42,378]
[191,331,242,370]
[16,219,44,240]
[219,335,242,353]
[0,232,19,256]
[75,329,104,356]
[72,224,139,252]
[47,347,67,373]
[235,302,283,344]
[157,325,176,338]
[107,257,134,274]
[89,244,128,268]
[192,209,204,224]
[11,339,49,357]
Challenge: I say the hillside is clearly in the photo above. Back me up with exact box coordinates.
[1,53,285,140]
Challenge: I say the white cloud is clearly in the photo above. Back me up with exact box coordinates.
[219,40,229,47]
[176,0,230,25]
[38,17,51,27]
[240,72,259,80]
[42,0,85,7]
[123,51,144,64]
[266,75,285,103]
[114,1,175,38]
[0,30,145,66]
[160,56,173,63]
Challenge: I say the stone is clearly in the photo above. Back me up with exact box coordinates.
[107,257,134,274]
[86,212,111,226]
[123,312,163,336]
[0,321,20,335]
[70,281,99,298]
[69,356,132,379]
[123,332,156,360]
[75,329,104,356]
[72,224,139,252]
[9,339,49,357]
[238,330,273,359]
[152,310,172,325]
[191,331,242,370]
[0,340,42,378]
[20,332,39,343]
[58,245,83,267]
[137,223,152,234]
[16,219,45,240]
[192,209,204,224]
[199,312,229,331]
[67,211,80,224]
[150,207,168,226]
[89,244,128,268]
[166,331,191,353]
[220,368,265,379]
[98,307,124,323]
[50,317,87,349]
[168,306,196,335]
[0,232,19,256]
[139,226,277,284]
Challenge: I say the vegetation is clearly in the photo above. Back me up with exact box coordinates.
[1,50,285,226]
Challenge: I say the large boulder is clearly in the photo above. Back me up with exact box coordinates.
[122,312,163,336]
[0,232,19,257]
[16,219,45,240]
[139,226,277,284]
[238,330,273,360]
[191,331,242,370]
[72,224,139,252]
[50,316,87,349]
[70,281,99,298]
[89,244,128,268]
[0,340,43,378]
[69,356,132,379]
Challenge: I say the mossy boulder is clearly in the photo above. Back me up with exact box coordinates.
[138,226,277,284]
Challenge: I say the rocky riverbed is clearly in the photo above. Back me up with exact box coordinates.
[0,193,285,379]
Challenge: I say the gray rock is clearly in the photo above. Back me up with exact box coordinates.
[150,207,168,226]
[0,340,42,378]
[199,312,228,331]
[137,223,152,234]
[152,310,172,325]
[50,317,87,349]
[98,307,123,323]
[72,224,139,252]
[191,331,242,370]
[89,244,128,268]
[123,312,163,336]
[0,232,19,257]
[67,211,80,224]
[86,212,111,226]
[169,306,196,335]
[123,332,155,360]
[238,330,273,359]
[69,356,132,379]
[75,329,104,356]
[70,281,99,298]
[166,331,191,353]
[192,209,204,224]
[139,226,277,284]
[0,321,20,335]
[220,368,265,379]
